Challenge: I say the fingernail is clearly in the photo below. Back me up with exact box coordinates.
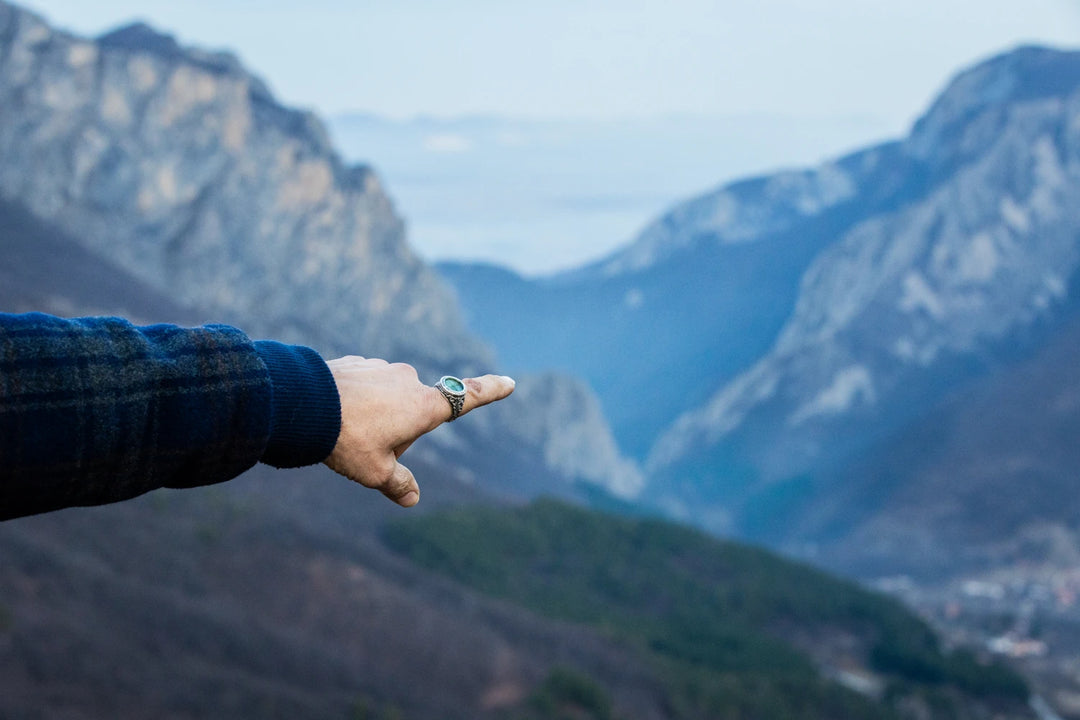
[400,491,419,507]
[501,375,516,388]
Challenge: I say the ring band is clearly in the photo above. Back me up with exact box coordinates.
[435,376,466,421]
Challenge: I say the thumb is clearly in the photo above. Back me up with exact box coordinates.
[380,461,420,507]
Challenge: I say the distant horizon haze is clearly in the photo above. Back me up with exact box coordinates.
[328,111,900,274]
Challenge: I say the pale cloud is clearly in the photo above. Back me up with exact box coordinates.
[422,132,472,154]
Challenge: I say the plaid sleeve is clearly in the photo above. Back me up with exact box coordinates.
[0,313,340,520]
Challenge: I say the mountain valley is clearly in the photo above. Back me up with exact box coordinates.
[2,1,1080,717]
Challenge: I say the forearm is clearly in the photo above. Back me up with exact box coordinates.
[0,313,340,519]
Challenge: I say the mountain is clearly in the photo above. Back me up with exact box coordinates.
[648,46,1080,539]
[384,499,1031,720]
[441,46,1080,570]
[437,142,912,460]
[774,304,1080,578]
[0,1,635,500]
[0,196,194,322]
[437,118,925,461]
[0,6,464,364]
[0,474,1033,719]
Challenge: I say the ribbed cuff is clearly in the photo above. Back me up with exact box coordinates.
[254,340,341,468]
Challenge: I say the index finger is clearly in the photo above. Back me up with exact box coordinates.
[429,374,515,426]
[461,374,516,414]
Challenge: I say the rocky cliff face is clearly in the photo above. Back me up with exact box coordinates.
[483,372,644,499]
[803,308,1080,577]
[650,47,1080,510]
[0,2,635,499]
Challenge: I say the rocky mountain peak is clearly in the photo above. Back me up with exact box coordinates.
[98,22,186,56]
[908,45,1080,164]
[587,160,861,279]
[94,17,345,184]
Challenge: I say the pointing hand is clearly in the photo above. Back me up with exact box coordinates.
[323,357,515,507]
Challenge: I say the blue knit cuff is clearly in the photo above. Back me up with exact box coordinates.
[254,341,341,468]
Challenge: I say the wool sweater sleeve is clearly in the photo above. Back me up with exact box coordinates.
[0,313,341,520]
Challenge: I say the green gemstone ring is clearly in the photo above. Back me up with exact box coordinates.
[435,375,467,421]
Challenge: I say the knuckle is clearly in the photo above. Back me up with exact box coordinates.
[389,362,419,380]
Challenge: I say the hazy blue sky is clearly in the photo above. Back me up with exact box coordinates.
[18,1,1080,126]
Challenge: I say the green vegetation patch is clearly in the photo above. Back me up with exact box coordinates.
[528,667,614,720]
[384,499,1027,718]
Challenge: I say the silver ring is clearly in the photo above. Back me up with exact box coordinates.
[435,375,466,421]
